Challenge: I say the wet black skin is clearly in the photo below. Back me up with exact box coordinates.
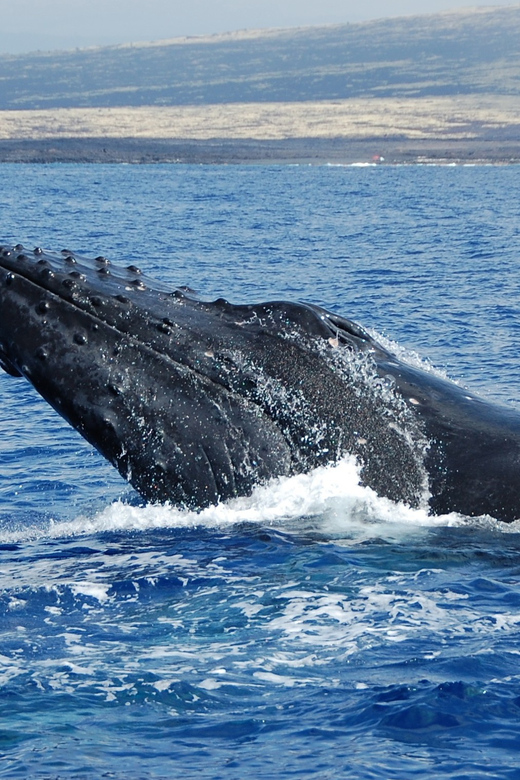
[1,243,519,521]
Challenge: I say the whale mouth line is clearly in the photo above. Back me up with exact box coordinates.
[0,247,380,400]
[0,248,215,383]
[0,246,377,354]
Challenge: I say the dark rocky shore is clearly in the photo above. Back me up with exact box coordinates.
[1,137,519,165]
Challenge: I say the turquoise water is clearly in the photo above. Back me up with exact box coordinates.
[1,163,520,778]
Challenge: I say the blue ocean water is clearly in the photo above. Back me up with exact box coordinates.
[1,162,520,778]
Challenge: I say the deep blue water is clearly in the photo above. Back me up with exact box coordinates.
[1,163,520,778]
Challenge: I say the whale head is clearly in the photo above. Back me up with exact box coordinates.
[0,243,430,509]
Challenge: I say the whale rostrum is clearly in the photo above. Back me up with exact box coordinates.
[1,243,519,521]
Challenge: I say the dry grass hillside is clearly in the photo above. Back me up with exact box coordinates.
[0,96,518,142]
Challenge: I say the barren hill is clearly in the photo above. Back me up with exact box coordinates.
[0,6,519,109]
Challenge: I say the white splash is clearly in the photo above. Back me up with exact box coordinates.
[1,454,516,545]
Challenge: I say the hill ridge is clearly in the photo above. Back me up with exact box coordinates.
[0,5,519,109]
[3,5,518,57]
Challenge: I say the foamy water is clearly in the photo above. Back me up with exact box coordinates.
[1,454,515,550]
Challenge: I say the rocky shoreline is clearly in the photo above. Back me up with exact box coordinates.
[0,137,519,165]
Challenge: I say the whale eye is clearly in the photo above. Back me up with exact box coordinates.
[108,383,122,396]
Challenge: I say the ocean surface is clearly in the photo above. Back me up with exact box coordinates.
[1,162,520,779]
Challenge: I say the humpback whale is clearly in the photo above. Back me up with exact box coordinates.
[1,243,519,521]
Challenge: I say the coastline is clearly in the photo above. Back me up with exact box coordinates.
[0,97,518,165]
[1,137,519,165]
